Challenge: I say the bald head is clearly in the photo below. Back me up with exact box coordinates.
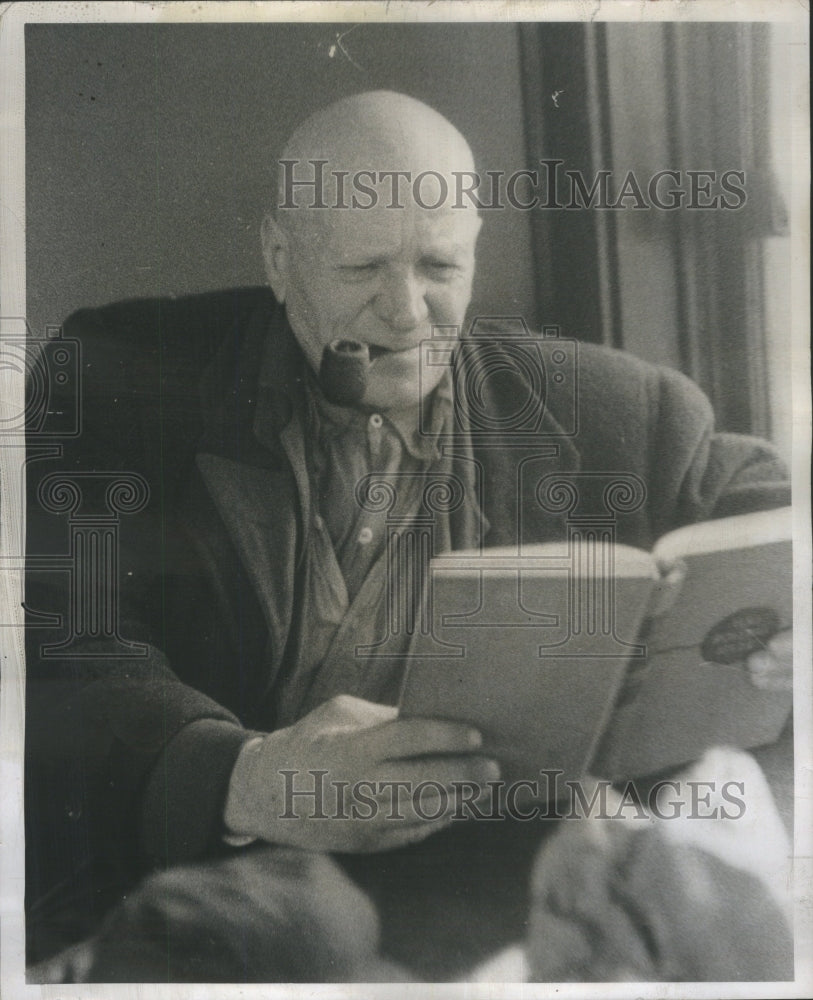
[275,91,477,227]
[262,91,482,411]
[280,90,475,176]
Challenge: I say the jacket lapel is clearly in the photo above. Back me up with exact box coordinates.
[195,300,307,697]
[453,335,582,549]
[193,305,586,706]
[195,451,298,695]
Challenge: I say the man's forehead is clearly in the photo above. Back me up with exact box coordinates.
[299,202,480,257]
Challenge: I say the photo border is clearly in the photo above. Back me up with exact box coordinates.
[1,2,809,998]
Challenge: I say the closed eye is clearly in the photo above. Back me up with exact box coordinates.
[336,262,383,279]
[421,259,461,279]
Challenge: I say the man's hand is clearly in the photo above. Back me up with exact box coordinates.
[746,629,793,691]
[223,694,498,853]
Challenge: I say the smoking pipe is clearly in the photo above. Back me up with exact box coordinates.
[318,339,371,406]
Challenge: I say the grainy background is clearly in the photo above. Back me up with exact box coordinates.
[25,23,537,337]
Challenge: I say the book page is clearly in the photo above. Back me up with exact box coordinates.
[400,547,658,788]
[596,528,793,780]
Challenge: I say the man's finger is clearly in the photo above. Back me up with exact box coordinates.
[747,635,793,691]
[767,630,793,657]
[314,694,399,730]
[367,717,484,760]
[393,779,496,825]
[749,667,793,692]
[374,811,457,846]
[377,754,501,791]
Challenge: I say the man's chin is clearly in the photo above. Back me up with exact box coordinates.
[361,351,443,412]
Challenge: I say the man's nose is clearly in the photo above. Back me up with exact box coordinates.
[374,270,428,332]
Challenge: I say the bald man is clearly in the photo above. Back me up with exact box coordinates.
[223,93,495,853]
[262,90,481,412]
[25,91,792,981]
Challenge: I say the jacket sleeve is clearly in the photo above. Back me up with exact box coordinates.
[24,293,273,938]
[25,637,254,886]
[565,343,790,544]
[645,363,790,538]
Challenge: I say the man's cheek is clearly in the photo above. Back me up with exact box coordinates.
[319,287,375,334]
[288,282,352,356]
[430,284,473,327]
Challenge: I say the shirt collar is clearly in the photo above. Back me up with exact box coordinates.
[304,364,452,464]
[251,309,452,463]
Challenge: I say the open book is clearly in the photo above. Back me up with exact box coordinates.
[398,506,793,787]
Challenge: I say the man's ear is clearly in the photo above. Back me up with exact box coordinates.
[261,213,290,303]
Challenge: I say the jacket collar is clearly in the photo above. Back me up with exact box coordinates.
[200,297,580,464]
[451,333,581,548]
[199,298,582,544]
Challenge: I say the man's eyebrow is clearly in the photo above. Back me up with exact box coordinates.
[332,239,473,266]
[334,254,389,267]
[421,243,472,258]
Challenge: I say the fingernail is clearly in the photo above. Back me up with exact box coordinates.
[748,651,771,673]
[485,760,501,781]
[468,730,483,748]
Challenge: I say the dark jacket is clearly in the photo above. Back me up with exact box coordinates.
[24,287,789,954]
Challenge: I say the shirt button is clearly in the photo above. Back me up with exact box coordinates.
[369,413,383,429]
[357,526,374,545]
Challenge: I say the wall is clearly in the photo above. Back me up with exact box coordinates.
[25,23,538,338]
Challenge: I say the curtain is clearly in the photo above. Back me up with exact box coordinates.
[519,22,786,437]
